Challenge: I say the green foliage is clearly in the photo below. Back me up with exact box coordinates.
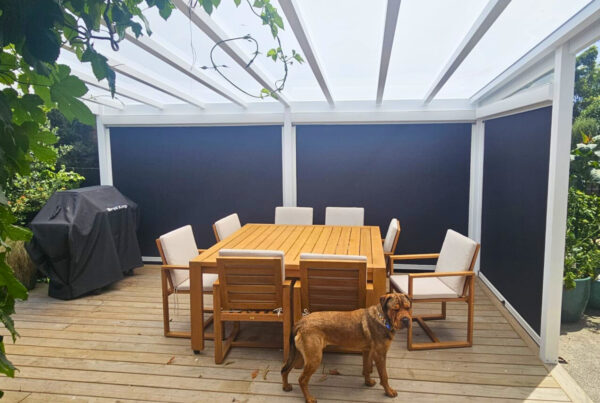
[6,145,84,226]
[574,46,600,118]
[564,188,600,289]
[569,132,600,191]
[580,97,600,123]
[572,116,600,146]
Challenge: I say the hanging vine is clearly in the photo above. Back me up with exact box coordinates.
[195,0,304,99]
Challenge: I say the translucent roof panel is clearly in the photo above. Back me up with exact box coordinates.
[294,0,387,101]
[437,0,591,99]
[139,6,274,103]
[384,0,487,100]
[209,0,324,102]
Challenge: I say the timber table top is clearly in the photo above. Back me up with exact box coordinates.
[192,223,386,273]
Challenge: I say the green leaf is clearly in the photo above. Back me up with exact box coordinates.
[30,142,58,164]
[202,0,214,14]
[293,52,304,63]
[30,130,58,145]
[234,0,241,6]
[0,92,12,127]
[0,253,28,301]
[212,0,221,6]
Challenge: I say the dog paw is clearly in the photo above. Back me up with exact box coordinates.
[282,384,293,392]
[385,388,398,398]
[364,379,376,387]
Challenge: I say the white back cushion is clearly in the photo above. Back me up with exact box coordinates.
[219,249,285,279]
[275,206,313,225]
[325,207,364,226]
[435,229,478,294]
[383,218,400,253]
[159,225,198,287]
[214,213,241,240]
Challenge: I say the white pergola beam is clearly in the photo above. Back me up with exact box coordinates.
[108,58,206,109]
[81,94,124,110]
[279,0,334,105]
[423,0,510,104]
[471,0,600,104]
[73,70,165,110]
[376,0,402,105]
[172,0,290,108]
[540,46,576,365]
[124,32,247,108]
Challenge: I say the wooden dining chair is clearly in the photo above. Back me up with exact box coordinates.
[294,253,372,325]
[389,229,480,350]
[275,206,314,225]
[324,207,364,226]
[382,218,401,277]
[213,249,292,364]
[213,213,241,242]
[156,225,217,338]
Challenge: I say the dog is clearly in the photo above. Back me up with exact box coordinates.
[281,292,411,402]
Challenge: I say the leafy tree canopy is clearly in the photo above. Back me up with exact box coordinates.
[574,46,600,118]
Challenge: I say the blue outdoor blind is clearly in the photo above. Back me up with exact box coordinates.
[110,125,283,255]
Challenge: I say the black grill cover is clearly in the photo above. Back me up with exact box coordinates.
[27,186,143,299]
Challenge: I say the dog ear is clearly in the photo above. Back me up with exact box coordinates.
[380,294,393,311]
[400,294,411,309]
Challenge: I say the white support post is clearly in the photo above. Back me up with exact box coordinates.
[540,45,576,364]
[281,109,297,206]
[468,120,485,272]
[96,115,113,186]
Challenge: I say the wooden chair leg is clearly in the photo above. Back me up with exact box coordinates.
[213,286,224,364]
[467,277,474,346]
[283,285,291,362]
[407,303,414,350]
[293,283,302,326]
[161,270,171,337]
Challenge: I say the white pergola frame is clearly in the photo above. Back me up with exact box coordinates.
[90,0,600,365]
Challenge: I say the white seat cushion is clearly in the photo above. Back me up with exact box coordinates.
[383,218,399,253]
[176,273,218,292]
[325,207,364,226]
[275,206,313,225]
[390,274,458,299]
[436,229,478,295]
[219,249,285,279]
[214,213,241,241]
[159,225,198,287]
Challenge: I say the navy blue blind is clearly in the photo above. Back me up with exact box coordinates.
[110,126,283,255]
[481,106,552,334]
[296,124,471,254]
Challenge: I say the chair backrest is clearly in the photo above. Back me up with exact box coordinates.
[213,213,241,241]
[217,249,285,310]
[383,218,401,253]
[435,229,480,296]
[299,253,367,313]
[275,206,314,225]
[157,225,198,288]
[325,207,365,226]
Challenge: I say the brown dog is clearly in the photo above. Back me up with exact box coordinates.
[281,293,411,402]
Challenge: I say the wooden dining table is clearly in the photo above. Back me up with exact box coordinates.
[188,223,387,352]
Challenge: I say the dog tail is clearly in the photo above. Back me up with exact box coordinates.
[281,324,299,374]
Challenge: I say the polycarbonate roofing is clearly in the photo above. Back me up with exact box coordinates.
[58,0,593,110]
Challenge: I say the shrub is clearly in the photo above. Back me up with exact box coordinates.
[3,241,36,290]
[572,116,600,147]
[564,188,600,289]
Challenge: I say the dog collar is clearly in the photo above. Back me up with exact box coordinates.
[376,308,393,331]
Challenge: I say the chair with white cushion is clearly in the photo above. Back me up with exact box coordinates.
[213,213,242,242]
[275,206,313,225]
[213,249,291,364]
[156,225,217,338]
[382,218,401,277]
[324,207,364,226]
[389,229,480,350]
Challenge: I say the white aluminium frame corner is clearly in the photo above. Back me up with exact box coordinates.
[96,115,113,186]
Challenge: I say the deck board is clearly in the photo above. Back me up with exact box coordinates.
[0,265,575,402]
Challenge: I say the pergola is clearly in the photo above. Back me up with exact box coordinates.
[58,0,600,366]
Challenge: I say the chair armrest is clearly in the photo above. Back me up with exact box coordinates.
[390,253,439,261]
[198,249,207,253]
[283,279,293,287]
[161,264,189,271]
[293,281,301,290]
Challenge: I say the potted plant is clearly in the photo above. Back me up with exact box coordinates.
[561,188,600,322]
[590,273,600,309]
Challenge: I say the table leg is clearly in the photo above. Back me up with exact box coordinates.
[372,267,386,302]
[190,263,204,352]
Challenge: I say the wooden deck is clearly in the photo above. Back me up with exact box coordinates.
[0,266,584,402]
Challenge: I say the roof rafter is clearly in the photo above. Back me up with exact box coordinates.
[423,0,511,104]
[279,0,333,105]
[124,32,247,108]
[470,0,600,104]
[172,0,291,108]
[73,69,165,110]
[376,0,401,105]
